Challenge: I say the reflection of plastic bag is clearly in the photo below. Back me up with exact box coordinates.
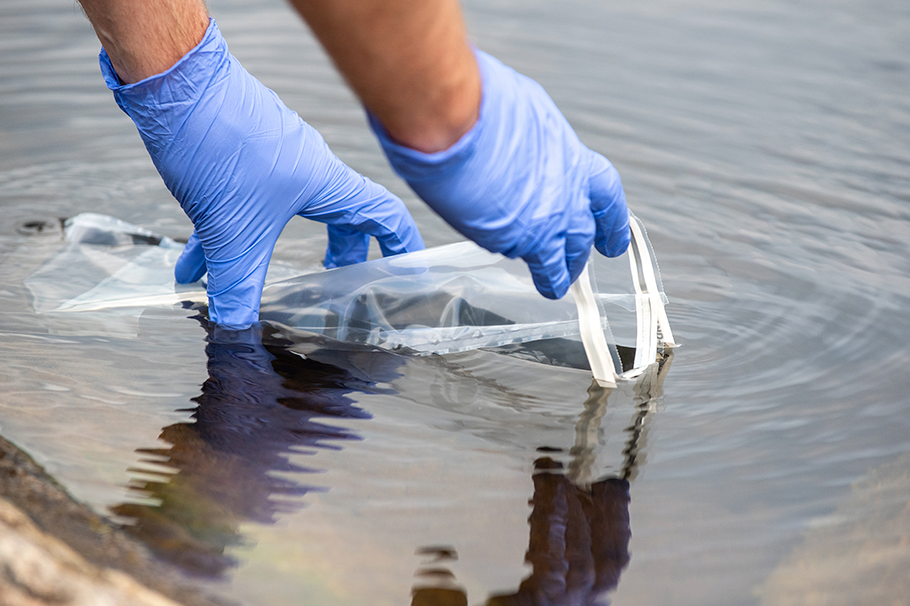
[24,213,674,383]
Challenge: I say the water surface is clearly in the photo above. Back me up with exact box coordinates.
[1,0,909,604]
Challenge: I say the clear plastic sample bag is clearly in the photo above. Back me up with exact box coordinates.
[25,213,675,385]
[259,215,675,386]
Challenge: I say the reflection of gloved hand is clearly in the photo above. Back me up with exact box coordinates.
[100,19,424,328]
[112,320,375,577]
[370,50,629,300]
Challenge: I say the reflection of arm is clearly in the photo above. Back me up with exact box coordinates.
[487,467,631,606]
[288,0,481,153]
[587,478,632,595]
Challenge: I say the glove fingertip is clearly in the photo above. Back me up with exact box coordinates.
[566,246,592,287]
[596,213,632,258]
[175,231,207,283]
[586,150,631,259]
[530,266,570,300]
[370,207,426,258]
[612,229,632,257]
[208,300,258,330]
[206,269,266,329]
[325,225,370,268]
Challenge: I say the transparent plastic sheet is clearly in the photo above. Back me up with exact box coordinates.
[24,213,310,315]
[24,213,674,381]
[25,214,196,314]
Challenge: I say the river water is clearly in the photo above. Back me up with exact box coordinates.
[2,0,909,604]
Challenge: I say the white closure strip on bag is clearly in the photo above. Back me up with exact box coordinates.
[628,235,657,373]
[572,215,675,385]
[571,262,619,388]
[626,216,676,376]
[629,218,676,348]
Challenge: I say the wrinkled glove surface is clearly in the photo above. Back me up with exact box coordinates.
[370,50,629,300]
[101,19,424,328]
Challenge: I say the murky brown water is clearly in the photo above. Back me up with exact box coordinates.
[1,0,909,604]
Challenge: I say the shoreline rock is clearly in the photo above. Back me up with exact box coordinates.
[0,435,233,606]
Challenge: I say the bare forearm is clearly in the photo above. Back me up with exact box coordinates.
[78,0,479,150]
[78,0,209,84]
[288,0,481,153]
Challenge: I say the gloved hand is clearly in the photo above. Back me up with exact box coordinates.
[369,50,629,300]
[100,19,424,328]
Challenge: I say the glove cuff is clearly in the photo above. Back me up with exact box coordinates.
[99,18,227,120]
[367,48,513,183]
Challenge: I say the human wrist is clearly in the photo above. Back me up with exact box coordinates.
[83,0,209,85]
[367,47,481,154]
[100,18,223,112]
[367,49,502,178]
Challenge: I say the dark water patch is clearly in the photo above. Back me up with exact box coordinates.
[112,322,385,577]
[15,217,64,237]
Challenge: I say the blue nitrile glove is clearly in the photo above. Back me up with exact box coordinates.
[369,50,629,300]
[99,19,424,328]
